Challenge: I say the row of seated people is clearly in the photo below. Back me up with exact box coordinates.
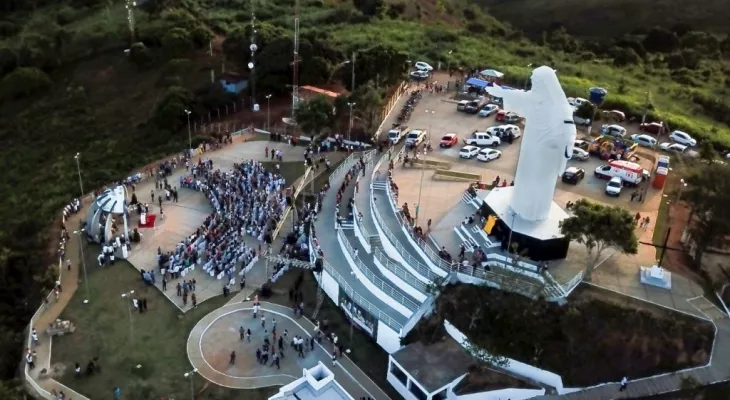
[157,160,289,283]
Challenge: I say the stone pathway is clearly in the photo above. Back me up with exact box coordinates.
[187,301,390,399]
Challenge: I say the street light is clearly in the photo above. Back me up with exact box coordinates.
[73,229,90,304]
[184,110,192,153]
[415,110,435,225]
[506,210,517,254]
[184,368,198,400]
[327,60,351,84]
[347,102,356,142]
[120,290,135,347]
[265,94,272,132]
[446,50,453,74]
[74,153,84,198]
[522,63,533,90]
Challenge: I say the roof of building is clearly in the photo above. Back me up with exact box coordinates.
[392,339,473,393]
[300,85,341,99]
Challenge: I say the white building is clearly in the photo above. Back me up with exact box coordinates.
[269,362,355,400]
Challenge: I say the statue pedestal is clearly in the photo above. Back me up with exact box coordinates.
[640,265,672,289]
[481,187,570,261]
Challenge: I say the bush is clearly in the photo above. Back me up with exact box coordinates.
[386,2,406,19]
[0,21,21,38]
[0,67,52,100]
[129,42,152,69]
[56,6,78,26]
[466,22,487,35]
[161,27,193,57]
[259,283,273,298]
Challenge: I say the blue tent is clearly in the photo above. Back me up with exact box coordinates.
[465,77,490,89]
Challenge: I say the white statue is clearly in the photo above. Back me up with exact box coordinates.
[484,66,576,221]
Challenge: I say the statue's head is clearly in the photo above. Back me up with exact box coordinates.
[530,66,570,107]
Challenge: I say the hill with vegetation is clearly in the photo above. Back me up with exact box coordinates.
[0,0,729,395]
[478,0,730,37]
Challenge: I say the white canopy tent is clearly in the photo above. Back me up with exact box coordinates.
[479,69,504,79]
[85,185,130,246]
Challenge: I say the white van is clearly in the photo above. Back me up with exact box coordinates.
[387,125,409,144]
[405,129,427,146]
[594,160,643,186]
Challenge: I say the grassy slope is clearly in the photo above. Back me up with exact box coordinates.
[479,0,730,37]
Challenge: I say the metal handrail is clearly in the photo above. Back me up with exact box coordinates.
[562,270,585,295]
[392,207,453,272]
[370,192,440,281]
[338,229,419,311]
[328,153,357,184]
[321,257,404,331]
[373,248,428,293]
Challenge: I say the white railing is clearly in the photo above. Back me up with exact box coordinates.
[370,192,439,282]
[321,257,404,331]
[328,153,358,184]
[337,229,419,311]
[391,206,453,272]
[562,270,584,296]
[372,248,428,294]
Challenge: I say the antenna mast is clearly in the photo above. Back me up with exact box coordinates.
[291,0,300,121]
[249,0,258,111]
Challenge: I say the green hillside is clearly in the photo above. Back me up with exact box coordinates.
[479,0,730,37]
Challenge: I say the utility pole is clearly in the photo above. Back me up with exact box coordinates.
[73,229,90,304]
[74,153,84,198]
[248,1,258,111]
[347,102,355,142]
[351,52,356,92]
[642,91,650,124]
[125,0,136,46]
[291,0,300,121]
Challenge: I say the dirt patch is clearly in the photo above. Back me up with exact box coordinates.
[407,283,714,387]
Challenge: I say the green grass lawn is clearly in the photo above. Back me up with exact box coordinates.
[51,251,275,400]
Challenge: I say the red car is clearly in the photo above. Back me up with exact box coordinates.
[440,133,458,148]
[640,122,663,134]
[495,110,519,122]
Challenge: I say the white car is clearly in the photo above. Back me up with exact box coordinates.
[631,134,657,148]
[571,147,590,161]
[409,70,429,81]
[414,61,433,71]
[405,129,427,146]
[485,125,521,139]
[459,145,480,159]
[477,148,502,162]
[568,97,589,107]
[478,104,499,117]
[464,132,501,147]
[605,176,623,196]
[669,130,697,147]
[659,142,688,154]
[602,124,627,138]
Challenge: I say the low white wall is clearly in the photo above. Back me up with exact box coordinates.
[370,197,409,267]
[373,257,427,302]
[453,388,545,400]
[444,320,564,391]
[400,295,435,337]
[376,321,402,354]
[387,373,417,400]
[337,233,414,318]
[352,204,372,253]
[321,270,340,304]
[456,272,500,289]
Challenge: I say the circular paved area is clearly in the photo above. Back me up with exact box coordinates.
[187,301,326,389]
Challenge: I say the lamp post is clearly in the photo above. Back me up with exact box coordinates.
[184,110,192,152]
[74,153,85,198]
[351,52,356,92]
[327,60,351,84]
[415,110,435,225]
[506,210,517,254]
[347,102,356,143]
[72,229,90,304]
[446,50,453,74]
[266,94,272,132]
[120,290,135,347]
[522,63,533,90]
[184,368,198,400]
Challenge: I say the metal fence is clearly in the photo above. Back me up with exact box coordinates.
[337,229,419,312]
[372,248,429,294]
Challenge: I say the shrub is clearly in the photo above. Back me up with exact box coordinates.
[386,2,406,19]
[466,22,487,35]
[0,67,52,100]
[0,21,21,38]
[56,6,77,26]
[129,42,152,69]
[161,27,193,57]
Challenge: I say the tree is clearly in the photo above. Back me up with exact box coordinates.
[151,86,193,131]
[642,27,680,53]
[0,67,51,100]
[574,101,595,120]
[353,0,383,17]
[294,95,335,140]
[559,199,638,281]
[698,141,717,162]
[161,27,192,57]
[350,81,383,135]
[683,163,730,268]
[129,42,152,69]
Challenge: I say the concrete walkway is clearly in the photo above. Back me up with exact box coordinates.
[186,301,390,399]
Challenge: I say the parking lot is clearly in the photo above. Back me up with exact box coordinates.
[395,91,663,211]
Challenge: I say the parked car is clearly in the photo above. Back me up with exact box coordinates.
[459,145,480,159]
[594,160,643,186]
[440,133,458,148]
[659,142,688,154]
[603,110,626,121]
[478,104,500,117]
[477,148,502,162]
[571,147,590,161]
[464,132,501,147]
[387,125,409,144]
[631,134,657,148]
[410,70,429,81]
[561,167,585,184]
[414,61,433,71]
[669,130,697,147]
[602,124,627,138]
[464,100,484,114]
[456,100,469,112]
[574,139,589,151]
[496,110,520,122]
[568,97,589,107]
[640,122,663,134]
[605,176,623,196]
[405,129,427,147]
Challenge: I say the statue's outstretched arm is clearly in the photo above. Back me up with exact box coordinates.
[484,85,531,116]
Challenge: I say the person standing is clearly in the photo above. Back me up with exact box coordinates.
[162,277,167,291]
[25,351,35,370]
[246,328,251,342]
[619,376,628,391]
[261,313,266,328]
[191,293,197,308]
[229,351,236,365]
[239,326,245,341]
